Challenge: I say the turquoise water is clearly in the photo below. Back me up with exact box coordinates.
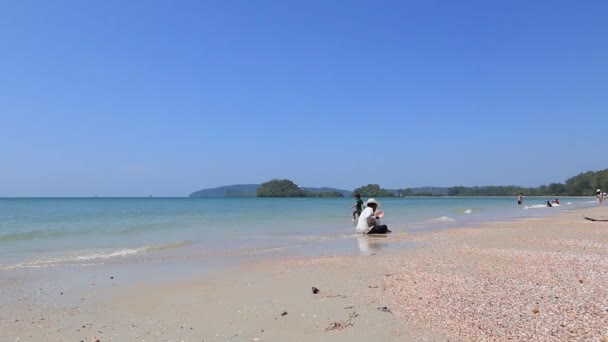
[0,197,594,271]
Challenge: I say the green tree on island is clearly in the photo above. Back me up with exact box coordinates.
[256,179,344,197]
[352,184,395,197]
[257,179,306,197]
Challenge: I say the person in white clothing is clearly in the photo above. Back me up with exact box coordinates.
[356,198,391,234]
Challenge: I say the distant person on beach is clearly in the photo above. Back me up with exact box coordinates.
[546,200,553,207]
[553,198,560,205]
[597,190,602,205]
[517,193,523,205]
[356,198,391,234]
[351,193,364,220]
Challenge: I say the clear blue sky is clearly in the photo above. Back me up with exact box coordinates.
[1,1,607,196]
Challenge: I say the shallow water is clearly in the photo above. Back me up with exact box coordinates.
[0,197,594,271]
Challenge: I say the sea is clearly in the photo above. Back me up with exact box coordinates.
[0,197,596,278]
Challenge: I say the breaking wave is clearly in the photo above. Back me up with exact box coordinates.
[1,240,191,270]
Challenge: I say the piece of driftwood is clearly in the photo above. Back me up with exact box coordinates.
[584,216,608,222]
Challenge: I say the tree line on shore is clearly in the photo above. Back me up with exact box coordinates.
[256,168,607,197]
[447,169,608,196]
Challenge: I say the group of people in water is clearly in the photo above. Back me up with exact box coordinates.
[353,188,608,234]
[517,193,560,207]
[351,194,391,234]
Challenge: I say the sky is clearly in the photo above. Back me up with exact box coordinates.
[1,0,607,197]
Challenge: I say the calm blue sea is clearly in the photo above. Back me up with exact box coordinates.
[0,197,595,272]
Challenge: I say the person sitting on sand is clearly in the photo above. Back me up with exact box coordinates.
[351,193,364,220]
[356,198,391,234]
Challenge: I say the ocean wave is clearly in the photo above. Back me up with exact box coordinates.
[1,240,191,270]
[405,216,457,230]
[464,209,472,214]
[0,228,88,242]
[427,216,456,224]
[524,204,550,209]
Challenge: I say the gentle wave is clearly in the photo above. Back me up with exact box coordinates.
[1,240,191,270]
[406,216,457,230]
[524,204,550,209]
[426,216,456,224]
[0,223,179,242]
[0,228,89,242]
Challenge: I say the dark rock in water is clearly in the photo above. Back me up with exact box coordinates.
[281,311,288,316]
[312,287,319,294]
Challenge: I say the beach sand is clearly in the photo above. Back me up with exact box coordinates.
[3,206,608,341]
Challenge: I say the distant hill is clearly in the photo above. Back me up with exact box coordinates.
[189,184,259,197]
[189,184,352,198]
[382,186,449,196]
[302,187,352,197]
[410,186,449,195]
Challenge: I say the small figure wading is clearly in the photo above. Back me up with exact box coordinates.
[351,194,364,221]
[517,193,523,205]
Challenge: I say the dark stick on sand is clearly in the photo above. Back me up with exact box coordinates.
[584,216,608,222]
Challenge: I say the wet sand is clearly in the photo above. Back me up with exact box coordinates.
[2,206,608,341]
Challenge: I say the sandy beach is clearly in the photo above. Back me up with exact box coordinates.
[3,206,608,341]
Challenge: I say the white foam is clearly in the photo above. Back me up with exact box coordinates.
[524,204,547,210]
[427,216,456,224]
[464,209,472,214]
[74,247,145,261]
[1,241,190,271]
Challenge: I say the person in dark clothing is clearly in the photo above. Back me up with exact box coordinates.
[351,193,364,220]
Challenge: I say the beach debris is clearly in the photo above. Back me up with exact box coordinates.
[312,286,320,294]
[281,311,288,316]
[344,305,354,309]
[583,216,608,222]
[324,321,347,331]
[578,279,584,283]
[377,306,391,313]
[325,294,347,299]
[324,312,358,331]
[532,309,539,314]
[110,276,114,279]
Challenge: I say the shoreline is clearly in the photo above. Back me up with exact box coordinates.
[2,204,608,340]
